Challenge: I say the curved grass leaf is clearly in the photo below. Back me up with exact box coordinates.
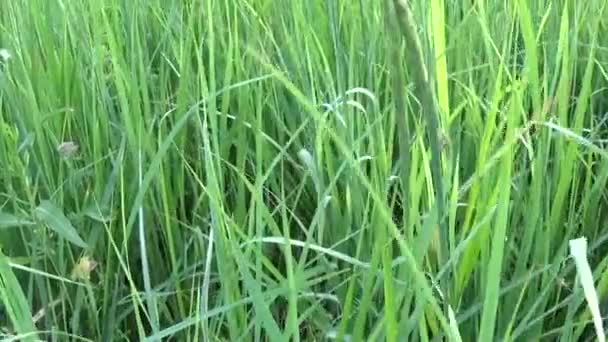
[0,250,39,341]
[33,201,88,249]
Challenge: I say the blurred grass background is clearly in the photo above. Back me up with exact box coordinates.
[1,0,608,341]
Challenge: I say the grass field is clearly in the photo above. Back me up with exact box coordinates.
[1,0,608,341]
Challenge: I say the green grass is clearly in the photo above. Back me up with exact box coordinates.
[1,0,608,340]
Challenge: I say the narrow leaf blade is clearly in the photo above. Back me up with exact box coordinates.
[0,250,39,341]
[0,212,35,228]
[33,201,88,249]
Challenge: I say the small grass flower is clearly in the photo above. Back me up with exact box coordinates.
[71,256,98,281]
[0,48,11,62]
[57,141,79,159]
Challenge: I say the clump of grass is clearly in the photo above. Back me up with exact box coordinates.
[1,0,608,341]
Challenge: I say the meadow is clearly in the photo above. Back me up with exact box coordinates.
[1,0,608,341]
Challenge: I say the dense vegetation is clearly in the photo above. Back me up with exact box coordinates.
[1,0,608,341]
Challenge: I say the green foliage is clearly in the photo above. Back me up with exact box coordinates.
[0,0,607,340]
